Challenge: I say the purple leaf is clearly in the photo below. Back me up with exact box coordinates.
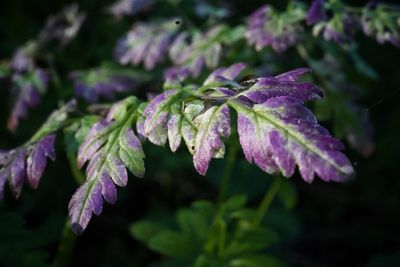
[169,26,226,77]
[26,135,56,189]
[115,21,178,70]
[0,135,56,199]
[144,64,353,181]
[240,77,323,104]
[204,63,246,85]
[144,89,205,154]
[193,104,231,175]
[0,171,7,200]
[9,150,26,198]
[77,120,110,168]
[229,98,354,182]
[167,102,203,153]
[39,4,85,46]
[361,2,400,47]
[275,68,311,81]
[164,67,190,88]
[144,90,179,145]
[68,180,103,234]
[70,67,140,103]
[69,97,145,233]
[246,4,303,53]
[7,69,49,132]
[307,0,327,26]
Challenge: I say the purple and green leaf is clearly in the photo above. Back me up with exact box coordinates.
[69,97,145,233]
[0,100,77,199]
[0,135,56,199]
[143,64,354,182]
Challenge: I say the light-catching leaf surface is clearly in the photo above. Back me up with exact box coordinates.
[69,97,145,233]
[144,64,354,182]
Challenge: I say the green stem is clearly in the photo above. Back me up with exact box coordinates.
[52,223,77,267]
[217,220,227,258]
[253,177,282,226]
[67,153,86,185]
[203,140,239,257]
[217,140,239,205]
[52,153,86,267]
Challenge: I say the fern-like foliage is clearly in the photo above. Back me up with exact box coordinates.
[169,25,245,78]
[69,96,145,233]
[0,100,76,199]
[68,63,354,233]
[131,195,290,267]
[145,63,354,181]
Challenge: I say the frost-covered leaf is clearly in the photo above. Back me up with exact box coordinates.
[69,96,145,233]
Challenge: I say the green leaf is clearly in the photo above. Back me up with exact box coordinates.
[221,26,246,43]
[176,208,211,240]
[230,209,258,222]
[223,195,248,212]
[69,97,146,233]
[229,254,288,267]
[149,231,199,261]
[130,221,166,244]
[225,227,278,257]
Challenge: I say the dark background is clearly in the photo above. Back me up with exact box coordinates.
[1,0,400,266]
